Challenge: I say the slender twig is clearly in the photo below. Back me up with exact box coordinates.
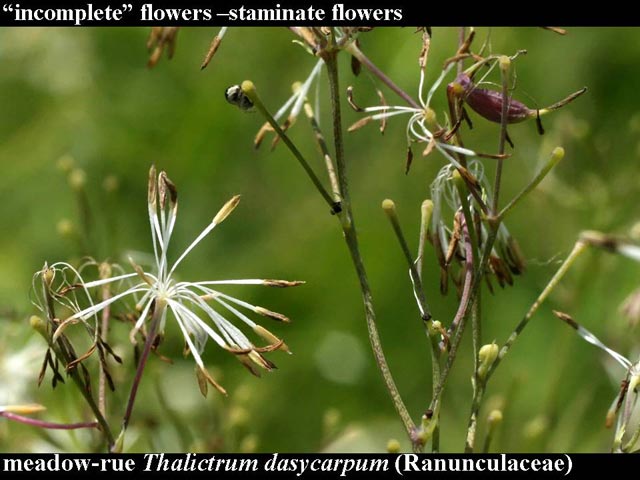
[417,200,433,280]
[241,81,340,214]
[449,217,474,334]
[623,394,640,452]
[323,49,418,447]
[465,299,483,452]
[41,274,115,447]
[420,215,474,443]
[498,147,565,221]
[98,268,111,417]
[0,412,99,431]
[457,27,466,76]
[303,100,341,202]
[121,299,165,431]
[462,54,514,451]
[382,199,443,450]
[482,410,502,453]
[455,174,479,269]
[492,56,511,214]
[486,240,589,381]
[382,200,432,322]
[346,42,421,110]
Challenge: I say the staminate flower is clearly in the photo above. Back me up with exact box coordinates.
[554,310,640,451]
[348,53,479,171]
[429,160,524,295]
[253,59,324,149]
[52,166,301,395]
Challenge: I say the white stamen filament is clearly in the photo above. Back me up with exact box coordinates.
[82,272,140,289]
[618,244,640,262]
[427,63,454,108]
[576,325,633,370]
[169,221,218,277]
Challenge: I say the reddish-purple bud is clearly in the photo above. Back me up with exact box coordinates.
[449,74,534,124]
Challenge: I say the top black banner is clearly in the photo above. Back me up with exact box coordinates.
[0,0,633,26]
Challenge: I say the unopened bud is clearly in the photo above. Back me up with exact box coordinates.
[30,315,48,339]
[421,199,434,225]
[487,409,503,426]
[56,154,75,173]
[239,434,259,453]
[228,406,250,428]
[42,266,55,287]
[523,415,549,440]
[56,219,74,238]
[478,343,499,380]
[103,175,119,193]
[499,55,511,72]
[551,146,565,165]
[423,108,437,129]
[382,199,396,216]
[387,439,401,453]
[68,169,86,190]
[323,408,341,433]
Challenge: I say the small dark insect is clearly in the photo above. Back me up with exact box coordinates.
[448,72,587,137]
[225,85,253,111]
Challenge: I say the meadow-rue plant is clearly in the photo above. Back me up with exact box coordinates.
[6,27,639,454]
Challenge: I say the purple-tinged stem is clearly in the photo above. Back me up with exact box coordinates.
[346,42,421,110]
[1,412,98,431]
[121,300,164,430]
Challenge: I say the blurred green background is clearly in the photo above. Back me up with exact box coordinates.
[1,27,639,453]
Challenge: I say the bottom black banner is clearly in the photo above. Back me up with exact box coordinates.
[0,453,631,477]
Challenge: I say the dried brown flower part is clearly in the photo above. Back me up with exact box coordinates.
[146,27,179,69]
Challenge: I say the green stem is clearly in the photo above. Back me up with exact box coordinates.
[303,100,341,202]
[417,200,433,280]
[383,200,432,322]
[486,240,589,381]
[41,274,115,448]
[323,50,418,448]
[420,219,475,444]
[498,147,565,221]
[121,299,165,432]
[462,56,514,450]
[492,57,511,214]
[241,81,340,214]
[464,298,483,453]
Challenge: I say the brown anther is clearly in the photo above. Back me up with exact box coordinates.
[263,279,305,288]
[346,86,365,112]
[552,310,579,330]
[201,35,222,70]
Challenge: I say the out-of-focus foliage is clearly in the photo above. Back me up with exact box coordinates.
[1,27,639,452]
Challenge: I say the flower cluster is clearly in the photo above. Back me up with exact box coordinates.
[41,166,301,395]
